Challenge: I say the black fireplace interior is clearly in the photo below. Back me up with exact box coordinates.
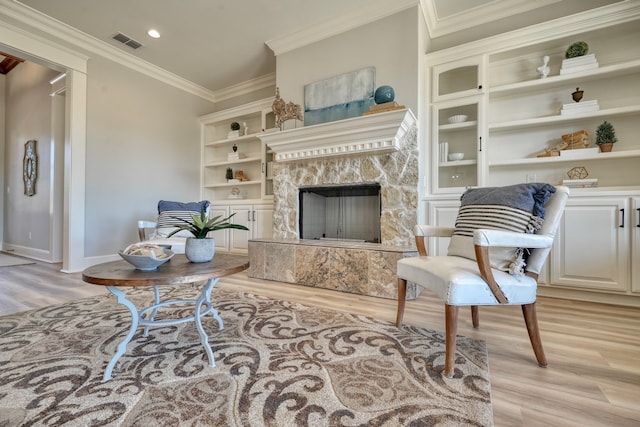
[298,183,381,243]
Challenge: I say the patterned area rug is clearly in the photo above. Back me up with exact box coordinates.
[0,286,493,426]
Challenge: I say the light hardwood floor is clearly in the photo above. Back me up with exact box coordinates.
[1,258,639,426]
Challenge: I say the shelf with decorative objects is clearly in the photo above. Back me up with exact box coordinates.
[423,2,640,306]
[199,98,277,254]
[199,98,276,202]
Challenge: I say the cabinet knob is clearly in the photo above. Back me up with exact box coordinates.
[478,84,483,90]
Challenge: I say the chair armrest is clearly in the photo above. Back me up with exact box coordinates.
[137,220,158,241]
[473,230,553,304]
[413,225,454,256]
[473,229,554,249]
[414,225,454,237]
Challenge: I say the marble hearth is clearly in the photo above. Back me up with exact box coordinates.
[253,109,421,299]
[248,239,419,299]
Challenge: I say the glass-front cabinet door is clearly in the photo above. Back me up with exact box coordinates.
[432,56,484,102]
[431,97,483,194]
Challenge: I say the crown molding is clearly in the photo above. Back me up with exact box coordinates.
[3,0,218,102]
[198,97,275,124]
[0,11,88,72]
[420,0,560,39]
[266,0,418,56]
[425,2,640,63]
[213,73,276,103]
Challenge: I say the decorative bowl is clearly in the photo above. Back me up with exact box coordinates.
[448,152,464,161]
[447,114,468,124]
[118,248,174,271]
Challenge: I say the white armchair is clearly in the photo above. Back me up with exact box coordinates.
[137,200,210,254]
[396,184,569,378]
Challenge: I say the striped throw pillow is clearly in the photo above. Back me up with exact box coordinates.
[447,184,555,274]
[155,200,210,238]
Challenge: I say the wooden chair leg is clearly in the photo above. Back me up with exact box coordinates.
[396,278,407,327]
[522,302,548,367]
[471,305,479,328]
[444,304,459,378]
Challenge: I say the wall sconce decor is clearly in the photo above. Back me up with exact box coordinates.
[23,139,38,196]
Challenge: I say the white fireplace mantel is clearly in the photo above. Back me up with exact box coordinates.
[258,108,416,162]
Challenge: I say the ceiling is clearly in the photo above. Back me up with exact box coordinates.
[4,0,621,97]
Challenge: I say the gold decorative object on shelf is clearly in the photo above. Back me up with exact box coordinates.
[272,87,303,129]
[536,148,560,158]
[234,170,250,182]
[560,130,590,150]
[567,166,589,180]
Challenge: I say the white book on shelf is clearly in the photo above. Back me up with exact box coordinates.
[561,54,597,67]
[562,178,598,188]
[561,101,600,115]
[560,62,599,75]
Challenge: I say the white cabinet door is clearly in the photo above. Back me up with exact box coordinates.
[253,205,274,240]
[229,204,252,253]
[228,203,274,254]
[431,96,484,194]
[210,205,230,252]
[432,56,484,102]
[551,197,629,292]
[632,198,640,294]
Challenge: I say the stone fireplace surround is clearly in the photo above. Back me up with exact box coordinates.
[250,109,421,299]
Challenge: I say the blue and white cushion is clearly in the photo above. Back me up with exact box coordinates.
[447,183,556,274]
[154,200,210,238]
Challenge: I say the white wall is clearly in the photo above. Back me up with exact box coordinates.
[1,57,216,263]
[0,73,5,245]
[275,7,420,116]
[3,62,58,257]
[82,56,215,257]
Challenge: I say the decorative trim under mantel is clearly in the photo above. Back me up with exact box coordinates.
[258,108,416,162]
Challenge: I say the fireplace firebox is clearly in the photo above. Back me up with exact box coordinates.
[298,183,381,243]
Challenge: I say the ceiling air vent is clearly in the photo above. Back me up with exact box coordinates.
[112,32,143,49]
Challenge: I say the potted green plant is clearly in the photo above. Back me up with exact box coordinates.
[595,121,617,152]
[229,122,241,139]
[565,41,589,58]
[167,209,248,262]
[226,167,233,181]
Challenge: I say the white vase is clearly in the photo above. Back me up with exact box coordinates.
[184,237,215,263]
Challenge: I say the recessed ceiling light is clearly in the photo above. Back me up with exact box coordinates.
[147,29,160,39]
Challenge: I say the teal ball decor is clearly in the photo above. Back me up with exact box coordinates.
[374,85,395,104]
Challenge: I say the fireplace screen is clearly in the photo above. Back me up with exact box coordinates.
[298,183,381,243]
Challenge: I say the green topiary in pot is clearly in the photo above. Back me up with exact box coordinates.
[565,41,589,59]
[595,121,617,145]
[230,122,240,131]
[595,121,617,152]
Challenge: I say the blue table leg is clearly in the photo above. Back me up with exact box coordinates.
[103,280,224,380]
[104,286,140,382]
[143,286,161,336]
[194,278,223,367]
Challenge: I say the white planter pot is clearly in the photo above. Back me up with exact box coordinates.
[184,237,215,263]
